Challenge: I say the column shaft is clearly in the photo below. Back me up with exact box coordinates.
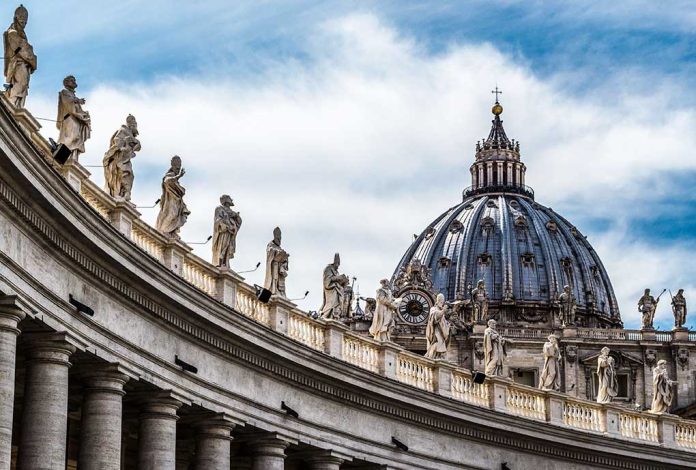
[249,437,289,470]
[195,418,235,469]
[0,299,24,470]
[78,367,129,470]
[137,395,182,470]
[16,335,76,470]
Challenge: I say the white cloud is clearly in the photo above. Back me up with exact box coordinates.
[28,13,696,324]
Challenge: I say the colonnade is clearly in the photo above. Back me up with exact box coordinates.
[0,296,357,470]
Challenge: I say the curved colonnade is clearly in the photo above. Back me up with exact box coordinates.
[0,98,694,469]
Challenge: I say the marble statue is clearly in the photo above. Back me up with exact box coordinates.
[638,288,659,330]
[672,289,687,329]
[155,156,190,238]
[103,115,140,200]
[649,359,676,414]
[319,253,350,319]
[341,282,354,319]
[471,280,489,323]
[558,285,576,327]
[362,297,376,321]
[425,293,450,360]
[56,75,91,162]
[596,347,618,403]
[369,279,402,342]
[264,227,289,297]
[483,319,507,376]
[211,195,242,268]
[538,334,560,391]
[3,5,36,108]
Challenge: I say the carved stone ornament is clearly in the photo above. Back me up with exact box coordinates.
[449,219,464,233]
[644,348,657,367]
[676,348,689,371]
[394,259,433,292]
[514,214,528,228]
[438,256,451,268]
[474,341,485,361]
[424,226,436,240]
[521,252,535,268]
[477,252,491,266]
[545,220,558,232]
[565,345,578,364]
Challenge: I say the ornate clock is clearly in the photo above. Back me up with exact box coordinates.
[398,290,432,324]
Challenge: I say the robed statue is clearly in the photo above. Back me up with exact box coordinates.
[483,319,507,376]
[596,347,618,404]
[3,5,36,108]
[155,156,190,238]
[264,227,288,297]
[56,75,91,162]
[211,195,242,268]
[471,280,489,323]
[672,289,687,329]
[425,293,450,360]
[638,288,660,330]
[538,334,560,391]
[319,253,349,319]
[103,114,140,200]
[649,359,676,414]
[369,279,402,342]
[558,285,576,327]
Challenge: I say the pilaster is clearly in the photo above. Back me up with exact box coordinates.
[109,200,141,238]
[60,160,91,192]
[162,238,192,275]
[378,341,401,380]
[324,319,348,359]
[268,297,296,335]
[215,267,243,308]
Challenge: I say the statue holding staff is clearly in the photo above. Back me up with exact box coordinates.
[264,227,289,297]
[639,288,664,330]
[211,195,242,268]
[671,289,687,329]
[319,253,349,319]
[3,5,36,108]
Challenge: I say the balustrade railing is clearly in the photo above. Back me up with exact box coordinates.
[235,286,270,326]
[451,370,489,407]
[655,332,673,342]
[676,422,696,449]
[562,400,604,432]
[576,328,628,340]
[396,352,435,392]
[501,328,554,339]
[182,258,216,296]
[342,334,379,372]
[619,413,659,442]
[505,384,546,420]
[80,183,111,219]
[288,312,325,351]
[130,225,165,261]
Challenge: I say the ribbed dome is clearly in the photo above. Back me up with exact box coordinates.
[392,98,622,328]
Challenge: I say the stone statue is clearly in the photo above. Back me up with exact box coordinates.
[596,347,618,403]
[638,288,660,330]
[672,289,687,329]
[471,280,489,323]
[56,75,91,162]
[649,359,676,414]
[155,156,190,238]
[369,279,402,342]
[103,115,140,200]
[483,319,507,376]
[538,334,560,391]
[264,227,288,297]
[3,5,36,108]
[341,282,354,319]
[425,293,450,360]
[362,297,376,321]
[211,195,242,268]
[319,253,350,320]
[558,285,576,327]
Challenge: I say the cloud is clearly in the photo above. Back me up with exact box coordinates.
[28,13,696,327]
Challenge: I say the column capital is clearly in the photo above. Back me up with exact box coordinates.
[20,332,77,365]
[79,362,133,395]
[297,449,352,466]
[188,412,243,440]
[0,295,27,334]
[137,390,184,422]
[246,432,297,457]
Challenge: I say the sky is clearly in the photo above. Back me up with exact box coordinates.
[7,1,695,329]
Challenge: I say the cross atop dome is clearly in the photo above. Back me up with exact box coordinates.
[491,85,502,102]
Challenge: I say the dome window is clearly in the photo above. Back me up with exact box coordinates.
[477,252,492,266]
[546,220,558,232]
[481,216,495,234]
[509,200,520,209]
[449,219,464,233]
[438,256,451,267]
[424,227,436,240]
[521,252,535,267]
[514,214,528,228]
[464,203,474,210]
[486,200,498,208]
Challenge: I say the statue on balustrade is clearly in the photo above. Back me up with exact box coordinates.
[320,253,350,320]
[538,334,560,391]
[638,288,662,330]
[57,75,91,163]
[425,293,450,360]
[471,280,489,323]
[155,156,190,238]
[264,227,288,297]
[672,289,687,330]
[483,319,507,376]
[558,285,576,327]
[103,114,140,200]
[341,281,355,319]
[3,5,36,108]
[212,194,242,268]
[369,279,402,342]
[649,359,677,414]
[596,347,618,403]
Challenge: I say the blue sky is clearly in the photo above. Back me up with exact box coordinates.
[9,1,695,329]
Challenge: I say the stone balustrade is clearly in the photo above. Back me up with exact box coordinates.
[288,312,325,351]
[451,370,489,407]
[562,400,604,432]
[618,412,659,442]
[505,384,546,420]
[395,351,435,392]
[500,327,554,339]
[130,223,166,262]
[235,285,271,326]
[676,422,696,449]
[342,334,379,373]
[182,256,217,297]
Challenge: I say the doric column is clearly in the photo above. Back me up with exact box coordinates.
[137,392,182,470]
[248,434,293,470]
[0,296,25,469]
[194,414,237,469]
[78,364,130,470]
[17,333,76,470]
[303,450,350,470]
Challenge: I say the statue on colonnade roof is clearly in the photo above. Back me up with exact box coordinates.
[3,4,36,108]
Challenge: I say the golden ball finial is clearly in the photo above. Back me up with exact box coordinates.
[492,102,503,116]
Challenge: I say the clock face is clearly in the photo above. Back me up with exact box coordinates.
[398,291,432,324]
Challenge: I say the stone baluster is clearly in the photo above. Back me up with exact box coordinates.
[17,333,77,470]
[0,296,26,469]
[248,433,296,470]
[194,414,239,469]
[78,364,132,470]
[137,392,183,469]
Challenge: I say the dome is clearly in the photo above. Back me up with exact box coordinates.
[392,98,621,329]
